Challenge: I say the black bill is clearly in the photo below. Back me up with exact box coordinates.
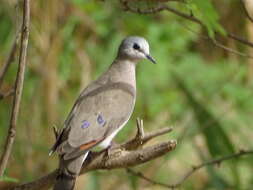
[146,54,157,64]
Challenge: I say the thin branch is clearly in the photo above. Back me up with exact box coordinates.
[0,31,21,88]
[136,118,145,139]
[0,88,14,100]
[120,118,173,150]
[173,149,253,187]
[211,39,253,58]
[227,33,253,48]
[120,2,202,25]
[143,127,173,143]
[126,168,175,189]
[127,150,253,189]
[11,171,58,190]
[121,2,253,49]
[0,0,30,177]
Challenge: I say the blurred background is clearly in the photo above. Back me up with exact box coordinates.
[0,0,253,189]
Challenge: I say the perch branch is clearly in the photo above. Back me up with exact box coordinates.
[10,119,176,190]
[82,140,176,172]
[0,0,30,177]
[11,141,176,190]
[127,149,253,189]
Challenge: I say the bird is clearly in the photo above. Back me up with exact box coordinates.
[50,36,156,190]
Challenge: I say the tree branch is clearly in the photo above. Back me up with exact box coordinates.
[120,1,253,50]
[126,168,175,189]
[227,33,253,48]
[211,39,253,58]
[0,0,30,177]
[10,119,176,190]
[180,22,253,58]
[127,150,253,189]
[83,140,176,172]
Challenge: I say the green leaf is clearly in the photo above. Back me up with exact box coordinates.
[0,175,19,183]
[187,0,226,37]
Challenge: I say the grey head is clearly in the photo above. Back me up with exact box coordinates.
[117,36,156,64]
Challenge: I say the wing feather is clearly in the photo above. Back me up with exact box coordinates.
[57,82,135,160]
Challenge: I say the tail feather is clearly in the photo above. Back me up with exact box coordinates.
[53,152,89,190]
[53,173,76,190]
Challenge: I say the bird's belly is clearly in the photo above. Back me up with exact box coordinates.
[98,118,129,149]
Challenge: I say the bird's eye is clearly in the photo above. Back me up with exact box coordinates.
[133,43,140,50]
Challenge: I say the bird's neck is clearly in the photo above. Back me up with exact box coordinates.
[109,59,137,89]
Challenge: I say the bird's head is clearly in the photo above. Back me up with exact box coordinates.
[117,36,156,64]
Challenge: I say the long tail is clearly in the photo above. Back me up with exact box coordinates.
[53,152,88,190]
[53,173,76,190]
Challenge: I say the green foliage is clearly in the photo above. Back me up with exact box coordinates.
[187,0,226,37]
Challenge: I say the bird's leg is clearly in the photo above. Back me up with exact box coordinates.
[103,141,121,161]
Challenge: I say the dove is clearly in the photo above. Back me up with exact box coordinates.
[51,36,156,190]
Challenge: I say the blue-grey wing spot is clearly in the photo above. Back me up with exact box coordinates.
[97,114,106,127]
[81,120,90,129]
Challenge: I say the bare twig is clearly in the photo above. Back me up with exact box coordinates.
[211,39,253,58]
[0,88,14,100]
[227,33,253,48]
[143,127,173,143]
[0,0,30,177]
[127,150,253,189]
[173,149,253,187]
[120,2,202,25]
[126,168,175,189]
[120,118,173,150]
[0,31,21,88]
[136,118,145,140]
